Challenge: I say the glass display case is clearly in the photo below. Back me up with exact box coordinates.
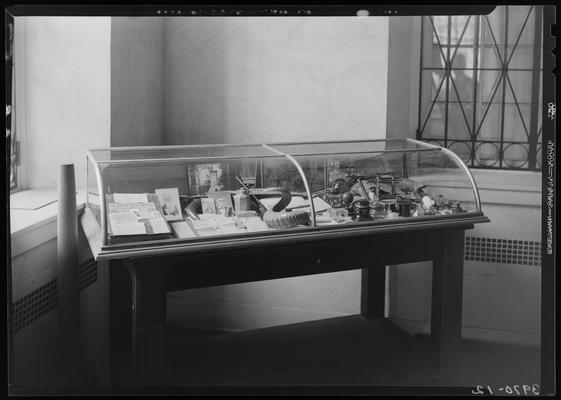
[84,138,484,257]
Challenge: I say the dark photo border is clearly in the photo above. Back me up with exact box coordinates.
[5,3,557,397]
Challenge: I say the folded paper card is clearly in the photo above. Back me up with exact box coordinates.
[106,193,171,237]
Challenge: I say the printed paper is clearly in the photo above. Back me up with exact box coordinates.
[149,216,172,234]
[108,212,147,235]
[113,193,149,203]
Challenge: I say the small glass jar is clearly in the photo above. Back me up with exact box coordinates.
[367,187,377,202]
[328,207,349,222]
[370,201,387,219]
[353,199,372,221]
[324,188,343,208]
[234,188,251,212]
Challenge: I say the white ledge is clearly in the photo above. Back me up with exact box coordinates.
[470,170,542,207]
[10,190,86,258]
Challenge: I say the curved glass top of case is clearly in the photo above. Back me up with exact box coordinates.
[266,138,431,156]
[87,143,279,163]
[84,138,486,259]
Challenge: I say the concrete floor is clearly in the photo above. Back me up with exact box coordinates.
[164,316,541,394]
[7,315,541,396]
[414,333,540,390]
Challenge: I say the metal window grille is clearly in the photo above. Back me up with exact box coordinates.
[417,6,543,170]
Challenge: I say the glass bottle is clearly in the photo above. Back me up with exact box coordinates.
[234,188,251,212]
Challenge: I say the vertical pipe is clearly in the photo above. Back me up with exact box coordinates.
[57,163,81,387]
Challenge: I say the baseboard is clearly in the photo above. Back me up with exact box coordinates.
[392,318,540,347]
[167,295,348,333]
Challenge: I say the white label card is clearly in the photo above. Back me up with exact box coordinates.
[149,216,171,234]
[109,212,139,224]
[136,211,162,220]
[109,202,156,213]
[109,212,147,235]
[113,193,149,203]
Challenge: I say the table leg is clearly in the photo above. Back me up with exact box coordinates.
[125,261,167,386]
[430,229,465,385]
[360,266,387,319]
[108,260,132,386]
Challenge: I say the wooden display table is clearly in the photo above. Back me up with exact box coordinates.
[81,208,489,387]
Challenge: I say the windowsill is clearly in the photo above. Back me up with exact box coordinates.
[470,169,542,187]
[10,189,87,258]
[470,169,542,206]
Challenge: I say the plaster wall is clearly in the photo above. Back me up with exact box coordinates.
[163,17,388,144]
[110,17,165,146]
[20,17,111,190]
[385,16,421,139]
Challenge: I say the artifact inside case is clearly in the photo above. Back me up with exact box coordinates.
[85,139,482,247]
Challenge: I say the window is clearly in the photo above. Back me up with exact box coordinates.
[6,14,18,189]
[417,6,543,170]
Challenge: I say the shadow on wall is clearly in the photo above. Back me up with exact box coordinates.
[162,17,388,145]
[164,18,228,145]
[111,17,165,147]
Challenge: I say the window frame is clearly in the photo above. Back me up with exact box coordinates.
[416,5,543,171]
[6,13,17,191]
[9,17,26,193]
